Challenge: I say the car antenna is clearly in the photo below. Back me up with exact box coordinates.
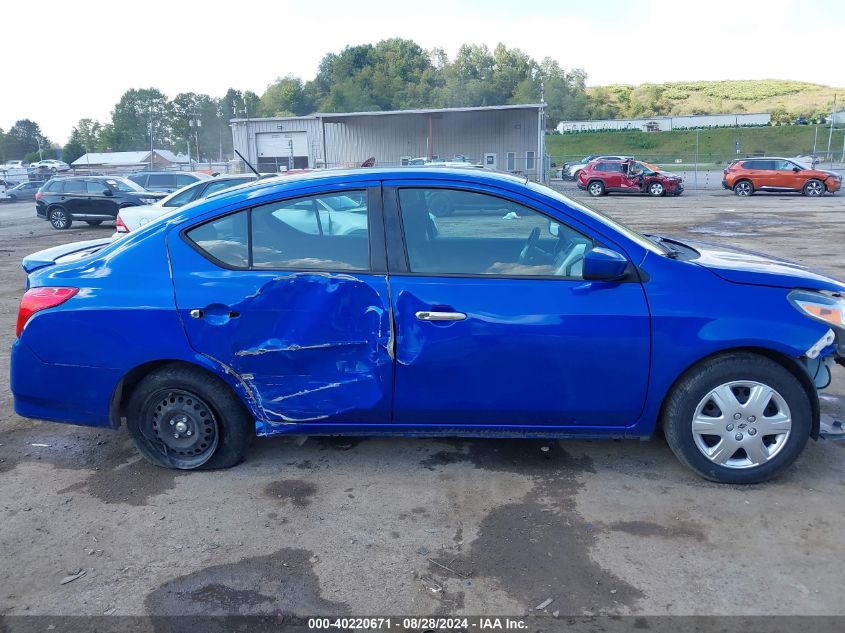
[234,150,261,177]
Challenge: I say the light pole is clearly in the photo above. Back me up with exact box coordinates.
[694,128,700,190]
[188,114,201,167]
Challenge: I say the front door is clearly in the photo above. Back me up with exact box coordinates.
[167,185,394,433]
[385,185,651,428]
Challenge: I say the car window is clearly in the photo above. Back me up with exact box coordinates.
[596,163,623,172]
[148,174,176,188]
[186,210,249,268]
[251,191,370,270]
[128,174,147,187]
[202,179,248,197]
[398,188,594,278]
[85,181,107,194]
[175,174,196,188]
[63,180,85,193]
[163,185,200,207]
[776,160,798,170]
[43,180,63,193]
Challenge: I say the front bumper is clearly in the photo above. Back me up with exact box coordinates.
[826,178,842,193]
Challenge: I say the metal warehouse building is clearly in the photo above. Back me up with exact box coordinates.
[556,112,771,133]
[230,104,547,182]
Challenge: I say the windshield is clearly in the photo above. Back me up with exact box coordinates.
[105,178,145,193]
[526,181,668,256]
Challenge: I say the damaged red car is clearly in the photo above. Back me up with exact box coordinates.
[578,159,684,197]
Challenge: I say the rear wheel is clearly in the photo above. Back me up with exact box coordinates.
[648,182,665,196]
[733,180,754,196]
[48,206,71,230]
[127,364,253,470]
[802,179,825,197]
[587,180,605,197]
[662,353,811,484]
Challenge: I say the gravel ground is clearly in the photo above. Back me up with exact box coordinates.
[1,187,844,620]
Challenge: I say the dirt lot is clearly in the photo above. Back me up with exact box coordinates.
[1,187,844,620]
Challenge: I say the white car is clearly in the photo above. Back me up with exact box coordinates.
[2,160,27,170]
[29,159,70,173]
[561,155,631,180]
[115,175,259,234]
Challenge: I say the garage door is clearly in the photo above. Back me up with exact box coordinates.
[256,132,309,170]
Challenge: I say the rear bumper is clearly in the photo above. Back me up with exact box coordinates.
[10,338,120,428]
[721,179,731,190]
[576,182,586,190]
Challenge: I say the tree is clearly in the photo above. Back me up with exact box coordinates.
[260,75,313,116]
[2,119,50,160]
[109,88,172,151]
[62,136,86,165]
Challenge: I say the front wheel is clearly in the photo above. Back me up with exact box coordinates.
[49,206,72,230]
[648,182,665,196]
[662,353,811,484]
[127,364,253,470]
[802,179,825,197]
[733,180,754,196]
[587,181,605,197]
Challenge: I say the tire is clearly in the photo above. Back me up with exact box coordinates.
[427,191,454,217]
[648,181,665,196]
[802,179,825,197]
[86,220,103,226]
[733,180,754,196]
[572,169,583,182]
[587,180,605,197]
[48,206,72,230]
[127,364,253,470]
[662,352,811,484]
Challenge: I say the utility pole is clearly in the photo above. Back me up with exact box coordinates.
[149,104,154,171]
[826,94,836,168]
[694,128,700,190]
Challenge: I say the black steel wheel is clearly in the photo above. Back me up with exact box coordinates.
[127,364,253,470]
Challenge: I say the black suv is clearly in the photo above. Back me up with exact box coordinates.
[36,177,165,230]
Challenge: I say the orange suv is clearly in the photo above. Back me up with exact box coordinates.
[723,157,841,197]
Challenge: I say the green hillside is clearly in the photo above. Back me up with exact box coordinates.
[547,125,845,164]
[587,80,843,122]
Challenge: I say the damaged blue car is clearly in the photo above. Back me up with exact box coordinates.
[11,168,845,483]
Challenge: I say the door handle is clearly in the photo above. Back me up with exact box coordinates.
[190,309,204,319]
[415,311,467,321]
[190,308,239,319]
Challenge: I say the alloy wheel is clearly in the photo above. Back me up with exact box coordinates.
[649,182,664,196]
[49,209,68,229]
[588,182,603,196]
[691,380,792,469]
[734,182,753,196]
[804,180,824,196]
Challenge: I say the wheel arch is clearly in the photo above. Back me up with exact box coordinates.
[109,358,255,429]
[656,346,820,439]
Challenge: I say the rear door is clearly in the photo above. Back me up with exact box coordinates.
[61,179,88,215]
[383,183,651,428]
[167,184,394,432]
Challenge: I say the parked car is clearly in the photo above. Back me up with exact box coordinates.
[35,176,165,229]
[28,159,70,173]
[116,175,259,233]
[127,171,211,193]
[723,158,842,196]
[560,155,631,180]
[2,160,27,170]
[578,159,684,196]
[3,180,45,201]
[12,168,845,483]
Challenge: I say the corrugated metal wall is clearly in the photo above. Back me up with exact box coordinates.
[231,108,543,179]
[323,109,541,177]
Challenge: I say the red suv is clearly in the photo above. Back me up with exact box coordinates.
[577,159,684,197]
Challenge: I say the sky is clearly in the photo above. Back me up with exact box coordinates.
[3,0,843,144]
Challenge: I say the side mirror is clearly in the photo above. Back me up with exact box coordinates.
[582,247,629,281]
[792,167,800,172]
[102,188,113,196]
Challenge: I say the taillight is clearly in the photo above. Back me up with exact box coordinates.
[35,192,42,201]
[16,287,79,337]
[115,214,129,233]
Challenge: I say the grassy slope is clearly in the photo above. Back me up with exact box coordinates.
[588,80,843,119]
[547,126,845,162]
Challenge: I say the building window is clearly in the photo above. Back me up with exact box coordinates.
[400,156,411,166]
[526,151,536,170]
[506,152,515,171]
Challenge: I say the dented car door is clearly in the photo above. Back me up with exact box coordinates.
[166,185,394,434]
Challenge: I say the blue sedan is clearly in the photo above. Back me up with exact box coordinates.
[10,168,845,483]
